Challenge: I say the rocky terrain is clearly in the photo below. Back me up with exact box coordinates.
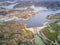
[0,2,13,6]
[0,1,60,10]
[0,21,35,45]
[0,0,60,45]
[0,8,36,20]
[46,13,60,20]
[14,1,60,10]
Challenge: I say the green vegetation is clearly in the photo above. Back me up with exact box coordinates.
[0,34,4,40]
[50,22,60,31]
[18,41,32,45]
[42,21,60,41]
[42,27,58,41]
[42,20,60,45]
[34,34,44,45]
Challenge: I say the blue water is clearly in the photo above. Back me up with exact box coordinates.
[19,10,60,28]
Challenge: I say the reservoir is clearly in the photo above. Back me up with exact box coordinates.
[19,10,60,28]
[0,4,60,28]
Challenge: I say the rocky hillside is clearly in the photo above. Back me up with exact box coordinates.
[46,13,60,20]
[0,1,60,10]
[0,8,36,20]
[0,0,60,10]
[0,21,34,45]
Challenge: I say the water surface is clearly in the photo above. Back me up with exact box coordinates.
[19,10,60,28]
